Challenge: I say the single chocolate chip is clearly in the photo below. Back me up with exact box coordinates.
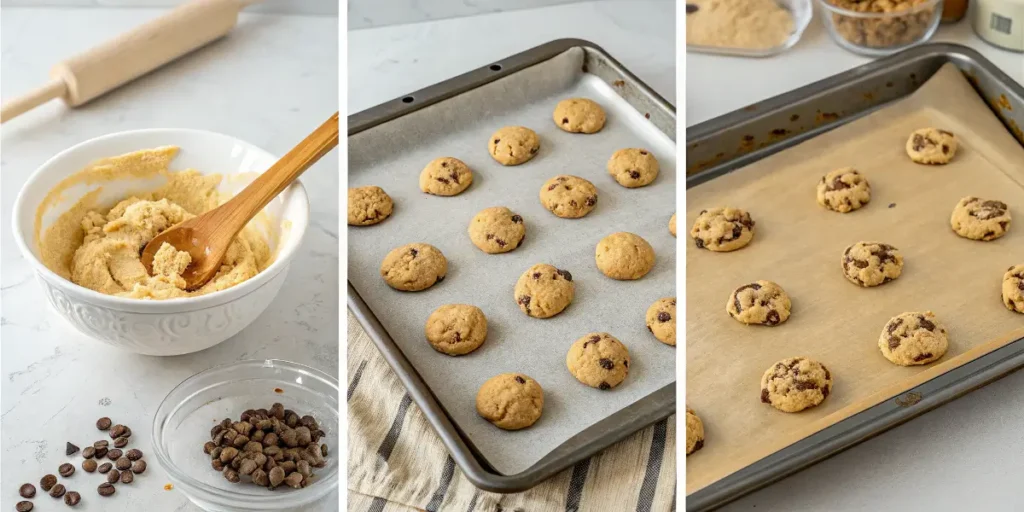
[585,196,596,206]
[40,475,57,492]
[914,353,933,362]
[49,483,66,498]
[436,177,450,184]
[694,237,705,249]
[515,376,526,384]
[888,336,901,350]
[821,386,830,399]
[511,214,522,223]
[941,144,949,154]
[120,471,134,484]
[629,170,641,179]
[760,388,771,403]
[93,440,108,449]
[19,483,36,498]
[556,269,572,281]
[96,417,112,430]
[107,449,123,461]
[493,139,500,144]
[824,368,831,380]
[66,442,80,456]
[97,483,115,497]
[657,312,671,322]
[569,199,578,208]
[912,134,927,151]
[106,470,120,484]
[82,459,98,473]
[16,501,33,512]
[441,162,448,167]
[116,457,132,471]
[495,238,507,247]
[518,295,531,314]
[59,463,75,477]
[889,203,896,208]
[686,3,699,12]
[97,463,112,474]
[113,437,129,449]
[599,358,614,370]
[918,318,936,331]
[765,310,781,325]
[598,382,611,390]
[64,491,81,506]
[109,425,128,439]
[452,331,462,343]
[94,447,107,459]
[409,248,418,257]
[562,117,569,124]
[589,335,601,343]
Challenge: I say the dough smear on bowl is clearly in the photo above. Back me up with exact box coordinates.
[36,147,273,299]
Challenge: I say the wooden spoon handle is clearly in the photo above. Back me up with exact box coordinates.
[215,112,339,234]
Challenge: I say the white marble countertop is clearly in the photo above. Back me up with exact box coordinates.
[690,12,1024,512]
[1,7,338,512]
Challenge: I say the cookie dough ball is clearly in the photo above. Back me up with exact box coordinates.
[686,407,705,455]
[420,157,473,196]
[566,332,630,390]
[553,98,606,134]
[906,128,958,164]
[595,232,655,280]
[669,213,677,237]
[488,126,540,166]
[607,148,659,188]
[539,175,598,218]
[380,243,447,291]
[424,304,487,356]
[514,263,575,318]
[468,207,526,254]
[690,207,755,252]
[879,311,949,366]
[476,373,544,430]
[760,357,833,413]
[817,168,871,213]
[841,241,903,287]
[727,281,791,326]
[951,196,1011,241]
[646,297,676,346]
[1004,264,1024,314]
[348,186,393,226]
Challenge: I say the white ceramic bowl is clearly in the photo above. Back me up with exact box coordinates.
[11,129,309,356]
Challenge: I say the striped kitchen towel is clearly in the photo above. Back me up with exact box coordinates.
[348,311,677,512]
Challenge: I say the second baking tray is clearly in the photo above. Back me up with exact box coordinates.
[349,39,676,492]
[686,43,1024,510]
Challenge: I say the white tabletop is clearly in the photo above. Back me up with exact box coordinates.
[1,7,339,511]
[689,11,1024,512]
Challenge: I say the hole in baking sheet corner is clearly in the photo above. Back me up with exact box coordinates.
[489,64,502,71]
[402,96,414,104]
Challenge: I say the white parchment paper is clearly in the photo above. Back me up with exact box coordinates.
[349,48,676,475]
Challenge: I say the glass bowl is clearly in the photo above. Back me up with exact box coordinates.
[153,360,339,511]
[817,0,943,56]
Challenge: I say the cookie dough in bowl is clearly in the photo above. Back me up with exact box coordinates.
[12,130,309,355]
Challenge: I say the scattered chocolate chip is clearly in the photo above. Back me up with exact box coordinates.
[694,237,705,249]
[16,501,33,512]
[97,483,115,497]
[97,463,112,474]
[918,318,936,331]
[40,475,57,492]
[106,470,120,485]
[599,358,614,370]
[109,425,128,439]
[59,463,75,477]
[66,442,80,456]
[96,418,112,431]
[64,491,81,506]
[913,353,933,362]
[19,483,36,498]
[120,471,134,484]
[116,457,132,471]
[94,447,107,459]
[93,440,108,449]
[515,376,526,384]
[106,449,123,461]
[49,483,66,498]
[113,437,129,449]
[82,459,98,473]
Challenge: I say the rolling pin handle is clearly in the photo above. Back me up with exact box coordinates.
[0,79,67,124]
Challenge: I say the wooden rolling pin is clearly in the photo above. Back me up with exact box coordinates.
[0,0,260,123]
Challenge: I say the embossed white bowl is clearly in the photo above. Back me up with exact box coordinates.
[11,129,309,355]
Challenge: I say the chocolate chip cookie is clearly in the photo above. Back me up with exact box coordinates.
[514,263,575,318]
[595,232,655,280]
[420,157,473,196]
[690,207,755,252]
[476,373,544,430]
[424,304,488,355]
[669,212,677,237]
[878,311,949,366]
[727,280,791,326]
[488,126,540,166]
[566,332,630,390]
[906,128,958,164]
[646,297,676,346]
[841,241,903,287]
[950,196,1011,241]
[380,243,447,291]
[686,407,705,455]
[348,186,393,226]
[553,98,606,134]
[607,148,659,188]
[1003,264,1024,314]
[539,175,598,218]
[816,168,871,213]
[760,357,833,413]
[468,206,526,254]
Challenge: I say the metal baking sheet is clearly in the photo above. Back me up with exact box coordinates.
[348,39,676,492]
[685,43,1024,511]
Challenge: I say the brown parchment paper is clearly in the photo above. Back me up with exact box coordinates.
[685,64,1024,494]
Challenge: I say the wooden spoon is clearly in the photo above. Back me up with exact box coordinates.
[141,112,338,291]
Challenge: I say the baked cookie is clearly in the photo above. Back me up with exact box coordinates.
[669,213,677,237]
[348,186,393,226]
[906,128,958,164]
[419,157,473,196]
[816,168,871,213]
[595,232,655,280]
[760,357,833,413]
[566,332,630,390]
[607,148,659,188]
[514,263,575,318]
[539,175,598,218]
[476,373,544,430]
[878,311,949,366]
[690,207,755,252]
[727,281,791,326]
[841,241,903,287]
[379,243,447,291]
[424,304,488,356]
[686,407,705,455]
[950,196,1011,241]
[553,98,606,134]
[468,207,526,254]
[1003,264,1024,314]
[646,297,676,346]
[488,126,540,166]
